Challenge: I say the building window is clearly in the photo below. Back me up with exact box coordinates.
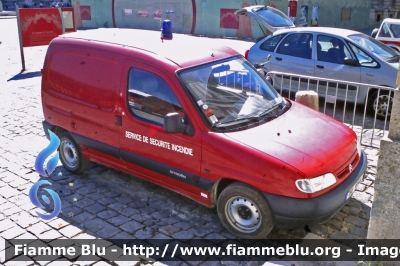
[341,8,351,22]
[377,0,384,8]
[390,0,397,9]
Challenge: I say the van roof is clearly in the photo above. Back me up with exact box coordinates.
[58,28,239,67]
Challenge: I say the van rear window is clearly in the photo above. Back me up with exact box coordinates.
[48,52,118,110]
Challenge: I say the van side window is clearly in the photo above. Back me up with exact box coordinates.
[127,68,183,125]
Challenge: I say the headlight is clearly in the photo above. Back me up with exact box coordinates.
[295,173,337,193]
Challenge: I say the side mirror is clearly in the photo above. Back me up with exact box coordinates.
[344,57,360,67]
[163,113,187,133]
[371,28,379,38]
[254,55,271,69]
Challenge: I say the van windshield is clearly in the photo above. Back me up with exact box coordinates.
[178,57,285,129]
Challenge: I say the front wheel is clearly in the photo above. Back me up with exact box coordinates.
[58,132,90,173]
[217,182,274,239]
[367,90,393,119]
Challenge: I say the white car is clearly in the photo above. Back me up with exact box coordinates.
[372,18,400,51]
[246,27,399,117]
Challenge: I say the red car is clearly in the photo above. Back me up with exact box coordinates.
[41,29,367,239]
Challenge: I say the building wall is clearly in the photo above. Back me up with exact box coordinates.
[289,0,371,30]
[370,0,400,27]
[69,0,372,39]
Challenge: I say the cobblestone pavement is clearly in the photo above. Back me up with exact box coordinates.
[0,17,380,266]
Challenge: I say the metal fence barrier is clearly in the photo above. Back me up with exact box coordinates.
[267,71,396,148]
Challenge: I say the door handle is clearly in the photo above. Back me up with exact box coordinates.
[275,57,282,61]
[316,65,324,69]
[116,115,122,126]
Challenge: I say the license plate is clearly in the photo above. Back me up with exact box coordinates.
[326,95,337,104]
[345,179,361,201]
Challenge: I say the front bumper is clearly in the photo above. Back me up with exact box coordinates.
[263,150,368,229]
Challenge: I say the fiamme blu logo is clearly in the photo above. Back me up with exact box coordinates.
[30,130,62,220]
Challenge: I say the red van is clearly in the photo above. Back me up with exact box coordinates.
[41,29,367,239]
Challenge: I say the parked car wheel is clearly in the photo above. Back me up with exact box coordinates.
[367,90,393,119]
[58,132,90,173]
[217,182,274,239]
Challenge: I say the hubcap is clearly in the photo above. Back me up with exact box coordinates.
[225,197,261,233]
[61,140,78,169]
[374,94,393,117]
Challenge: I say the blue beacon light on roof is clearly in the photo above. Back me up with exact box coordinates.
[161,20,173,40]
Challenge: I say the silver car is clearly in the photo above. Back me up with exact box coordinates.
[234,5,294,35]
[246,27,399,117]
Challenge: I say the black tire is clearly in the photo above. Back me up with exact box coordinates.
[58,132,90,173]
[217,182,274,239]
[367,90,393,119]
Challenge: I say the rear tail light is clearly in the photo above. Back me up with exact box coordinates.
[244,50,249,60]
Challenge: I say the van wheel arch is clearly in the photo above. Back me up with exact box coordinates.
[54,127,67,136]
[45,126,67,139]
[58,132,90,173]
[210,178,237,208]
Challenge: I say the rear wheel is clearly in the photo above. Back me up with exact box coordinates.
[217,182,274,239]
[58,132,90,173]
[367,90,393,119]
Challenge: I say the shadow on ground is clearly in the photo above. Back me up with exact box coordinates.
[7,71,41,81]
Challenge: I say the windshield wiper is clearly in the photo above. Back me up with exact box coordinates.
[256,103,281,118]
[213,101,286,128]
[213,115,262,128]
